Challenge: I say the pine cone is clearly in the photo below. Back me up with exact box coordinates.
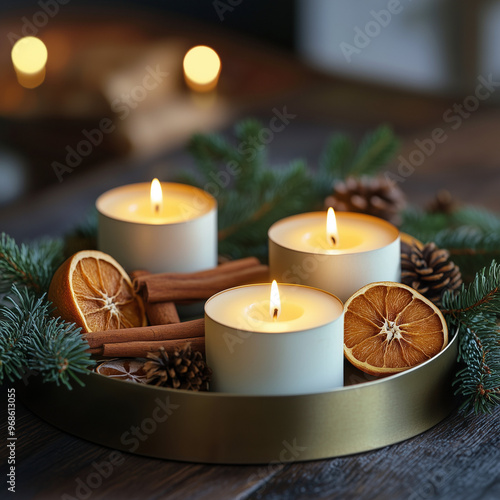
[401,241,462,307]
[426,189,458,215]
[144,344,212,391]
[325,176,406,226]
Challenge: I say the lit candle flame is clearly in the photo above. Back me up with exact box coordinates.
[270,280,281,321]
[183,46,221,93]
[150,178,163,215]
[11,36,48,89]
[327,207,339,247]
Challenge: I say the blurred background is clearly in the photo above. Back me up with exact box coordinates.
[1,0,499,239]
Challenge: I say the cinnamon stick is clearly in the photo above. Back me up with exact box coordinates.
[133,257,261,293]
[139,264,269,303]
[129,270,150,281]
[84,319,204,349]
[101,337,205,358]
[129,270,180,325]
[145,302,180,325]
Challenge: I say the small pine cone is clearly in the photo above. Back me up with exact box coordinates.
[426,189,458,215]
[401,241,462,307]
[325,176,406,226]
[144,344,212,391]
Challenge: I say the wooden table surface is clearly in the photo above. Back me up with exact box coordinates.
[2,12,500,500]
[0,383,499,500]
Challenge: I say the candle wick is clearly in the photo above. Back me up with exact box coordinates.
[330,235,336,246]
[273,308,279,320]
[155,204,160,214]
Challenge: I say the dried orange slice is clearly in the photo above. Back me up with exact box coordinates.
[344,282,448,376]
[48,250,146,333]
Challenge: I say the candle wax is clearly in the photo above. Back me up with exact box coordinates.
[97,183,215,225]
[246,300,304,324]
[270,212,398,254]
[205,284,343,334]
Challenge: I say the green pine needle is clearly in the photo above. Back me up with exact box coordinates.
[401,206,500,282]
[0,232,64,296]
[0,286,93,389]
[318,134,355,182]
[183,121,398,260]
[315,125,399,199]
[442,261,500,414]
[435,229,500,283]
[349,125,400,177]
[0,233,92,389]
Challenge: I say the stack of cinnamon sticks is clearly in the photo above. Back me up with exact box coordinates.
[86,257,268,358]
[86,319,205,358]
[133,257,268,303]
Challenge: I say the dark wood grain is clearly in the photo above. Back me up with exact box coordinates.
[1,383,499,500]
[246,408,500,500]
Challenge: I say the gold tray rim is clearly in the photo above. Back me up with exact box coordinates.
[18,332,459,464]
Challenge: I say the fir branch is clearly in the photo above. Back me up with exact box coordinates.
[184,121,399,260]
[442,262,500,414]
[442,261,500,317]
[188,130,238,183]
[184,121,317,260]
[233,119,268,190]
[26,316,91,388]
[453,206,500,233]
[0,233,64,296]
[218,160,316,260]
[453,317,500,414]
[349,125,400,177]
[400,208,454,242]
[318,134,355,181]
[0,289,47,381]
[63,210,98,256]
[401,206,500,283]
[434,229,500,282]
[400,206,500,242]
[0,286,93,389]
[68,209,99,240]
[315,125,399,199]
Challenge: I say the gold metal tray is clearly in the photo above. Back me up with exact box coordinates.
[18,333,458,464]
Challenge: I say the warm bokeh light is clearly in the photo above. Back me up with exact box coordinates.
[327,207,339,247]
[270,280,281,320]
[150,178,163,214]
[11,37,48,89]
[183,45,221,92]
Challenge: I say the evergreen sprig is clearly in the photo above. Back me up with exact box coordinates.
[181,121,399,259]
[401,207,500,282]
[0,286,92,388]
[435,229,500,283]
[315,124,399,199]
[180,119,318,259]
[442,261,500,414]
[0,234,92,389]
[0,233,64,296]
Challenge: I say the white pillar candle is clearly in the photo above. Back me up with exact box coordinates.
[269,211,400,302]
[205,283,344,395]
[96,181,217,273]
